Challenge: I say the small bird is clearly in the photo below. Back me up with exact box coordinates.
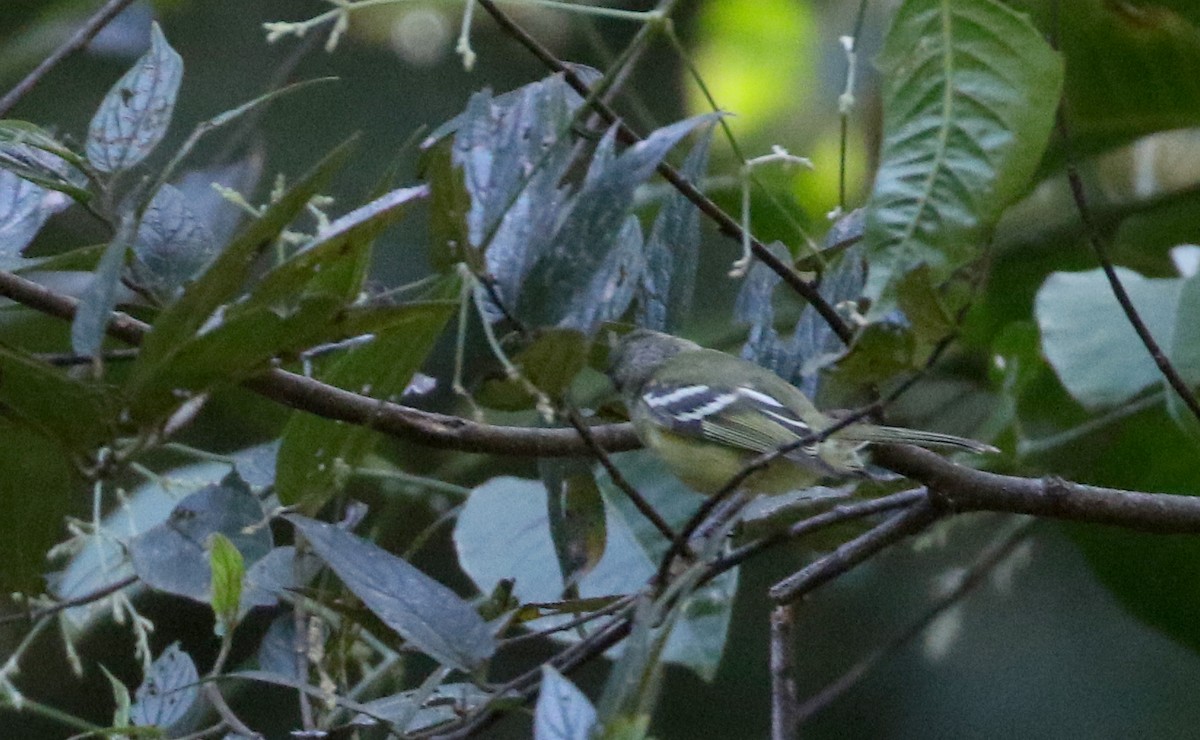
[606,328,996,495]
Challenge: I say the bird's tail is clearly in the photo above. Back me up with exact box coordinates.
[837,424,998,454]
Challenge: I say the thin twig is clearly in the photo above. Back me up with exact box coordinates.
[769,499,942,604]
[0,575,137,626]
[770,604,799,740]
[1055,111,1200,424]
[716,489,928,572]
[564,408,676,542]
[35,348,139,367]
[496,594,635,648]
[655,406,878,588]
[0,0,142,117]
[794,518,1035,724]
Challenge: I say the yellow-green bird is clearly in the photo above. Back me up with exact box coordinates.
[606,328,996,495]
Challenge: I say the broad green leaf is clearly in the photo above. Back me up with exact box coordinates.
[127,136,357,417]
[1167,268,1200,440]
[129,183,216,303]
[128,474,272,603]
[69,212,134,356]
[285,514,496,672]
[86,23,183,173]
[1036,268,1181,408]
[791,237,865,397]
[0,123,91,204]
[425,140,473,271]
[146,186,428,398]
[0,419,72,593]
[234,184,426,314]
[241,545,323,614]
[1076,523,1200,661]
[208,532,245,634]
[49,450,274,635]
[275,295,456,511]
[426,75,585,318]
[542,458,607,592]
[129,643,199,730]
[535,666,597,740]
[426,74,581,265]
[1010,0,1200,158]
[0,342,113,454]
[637,126,713,333]
[863,0,1064,315]
[13,242,108,273]
[476,328,589,410]
[0,120,87,168]
[101,665,132,729]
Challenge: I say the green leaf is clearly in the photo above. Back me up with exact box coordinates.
[535,666,597,740]
[542,458,607,592]
[350,683,493,733]
[286,514,496,672]
[101,664,132,729]
[863,0,1064,315]
[86,23,183,173]
[425,141,474,271]
[0,120,87,168]
[129,642,199,730]
[1035,267,1181,408]
[126,135,357,418]
[0,342,113,454]
[477,328,589,410]
[1010,0,1200,158]
[69,212,134,357]
[0,419,73,593]
[275,295,456,511]
[1167,268,1200,440]
[142,185,429,400]
[234,184,426,315]
[208,532,245,634]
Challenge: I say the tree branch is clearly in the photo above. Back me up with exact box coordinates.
[875,445,1200,533]
[0,0,142,117]
[0,269,637,457]
[769,500,942,604]
[5,267,1200,534]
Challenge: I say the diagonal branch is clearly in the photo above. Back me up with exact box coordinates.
[0,0,142,117]
[769,499,942,604]
[1055,115,1200,424]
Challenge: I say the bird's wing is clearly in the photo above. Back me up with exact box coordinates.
[636,380,818,455]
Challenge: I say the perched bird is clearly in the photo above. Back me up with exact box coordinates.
[606,328,996,495]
